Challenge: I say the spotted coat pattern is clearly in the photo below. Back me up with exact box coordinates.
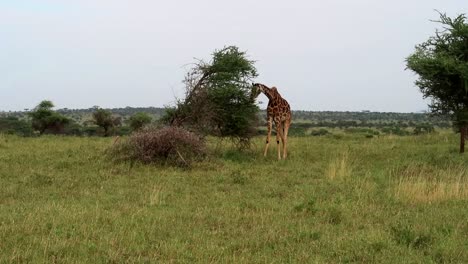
[253,83,291,159]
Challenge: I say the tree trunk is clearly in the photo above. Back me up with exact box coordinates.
[460,125,467,154]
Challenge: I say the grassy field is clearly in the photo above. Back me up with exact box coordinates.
[0,132,467,263]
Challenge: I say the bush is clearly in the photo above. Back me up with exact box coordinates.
[310,128,329,136]
[0,117,33,136]
[344,127,380,135]
[115,126,132,136]
[82,126,99,136]
[380,126,411,136]
[111,126,206,167]
[288,127,307,137]
[63,122,83,136]
[128,112,152,131]
[413,123,435,135]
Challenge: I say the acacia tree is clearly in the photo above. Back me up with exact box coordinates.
[163,46,259,147]
[28,100,69,135]
[406,12,468,153]
[92,108,120,137]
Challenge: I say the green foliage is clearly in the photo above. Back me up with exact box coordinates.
[62,121,83,136]
[115,126,132,136]
[413,123,435,135]
[163,46,259,147]
[208,84,258,140]
[344,127,379,135]
[92,108,120,137]
[128,112,152,131]
[28,100,70,135]
[406,13,468,127]
[38,100,54,109]
[288,126,307,136]
[204,47,259,145]
[82,126,99,136]
[159,106,177,125]
[207,46,258,86]
[310,128,330,136]
[381,126,411,136]
[0,117,33,136]
[6,107,452,133]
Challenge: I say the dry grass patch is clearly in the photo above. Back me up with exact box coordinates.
[326,150,352,180]
[393,164,468,203]
[149,186,166,206]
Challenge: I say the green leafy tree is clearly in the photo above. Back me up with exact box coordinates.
[129,112,152,131]
[92,108,120,137]
[406,12,468,153]
[163,46,259,147]
[28,100,70,135]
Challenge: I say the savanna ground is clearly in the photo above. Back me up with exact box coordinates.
[0,132,467,263]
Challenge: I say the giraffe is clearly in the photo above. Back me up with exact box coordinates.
[252,83,292,160]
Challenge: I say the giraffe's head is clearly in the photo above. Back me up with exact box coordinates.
[251,83,263,99]
[252,83,279,100]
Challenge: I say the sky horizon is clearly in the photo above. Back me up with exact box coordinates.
[1,1,467,112]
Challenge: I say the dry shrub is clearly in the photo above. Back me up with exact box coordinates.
[111,126,206,167]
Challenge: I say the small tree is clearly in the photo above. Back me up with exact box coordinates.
[28,100,69,135]
[129,112,152,131]
[92,108,119,137]
[406,12,468,153]
[163,46,259,147]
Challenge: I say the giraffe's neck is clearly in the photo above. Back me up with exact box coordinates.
[257,84,278,101]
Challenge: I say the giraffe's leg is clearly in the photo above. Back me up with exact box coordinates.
[263,117,272,157]
[283,120,290,159]
[276,122,284,160]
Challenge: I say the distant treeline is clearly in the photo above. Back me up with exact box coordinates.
[0,107,452,137]
[57,107,166,118]
[294,110,449,124]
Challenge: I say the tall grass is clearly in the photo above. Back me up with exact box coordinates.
[394,164,468,203]
[325,150,352,180]
[0,132,467,263]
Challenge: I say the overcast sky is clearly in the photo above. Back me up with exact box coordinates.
[1,1,467,112]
